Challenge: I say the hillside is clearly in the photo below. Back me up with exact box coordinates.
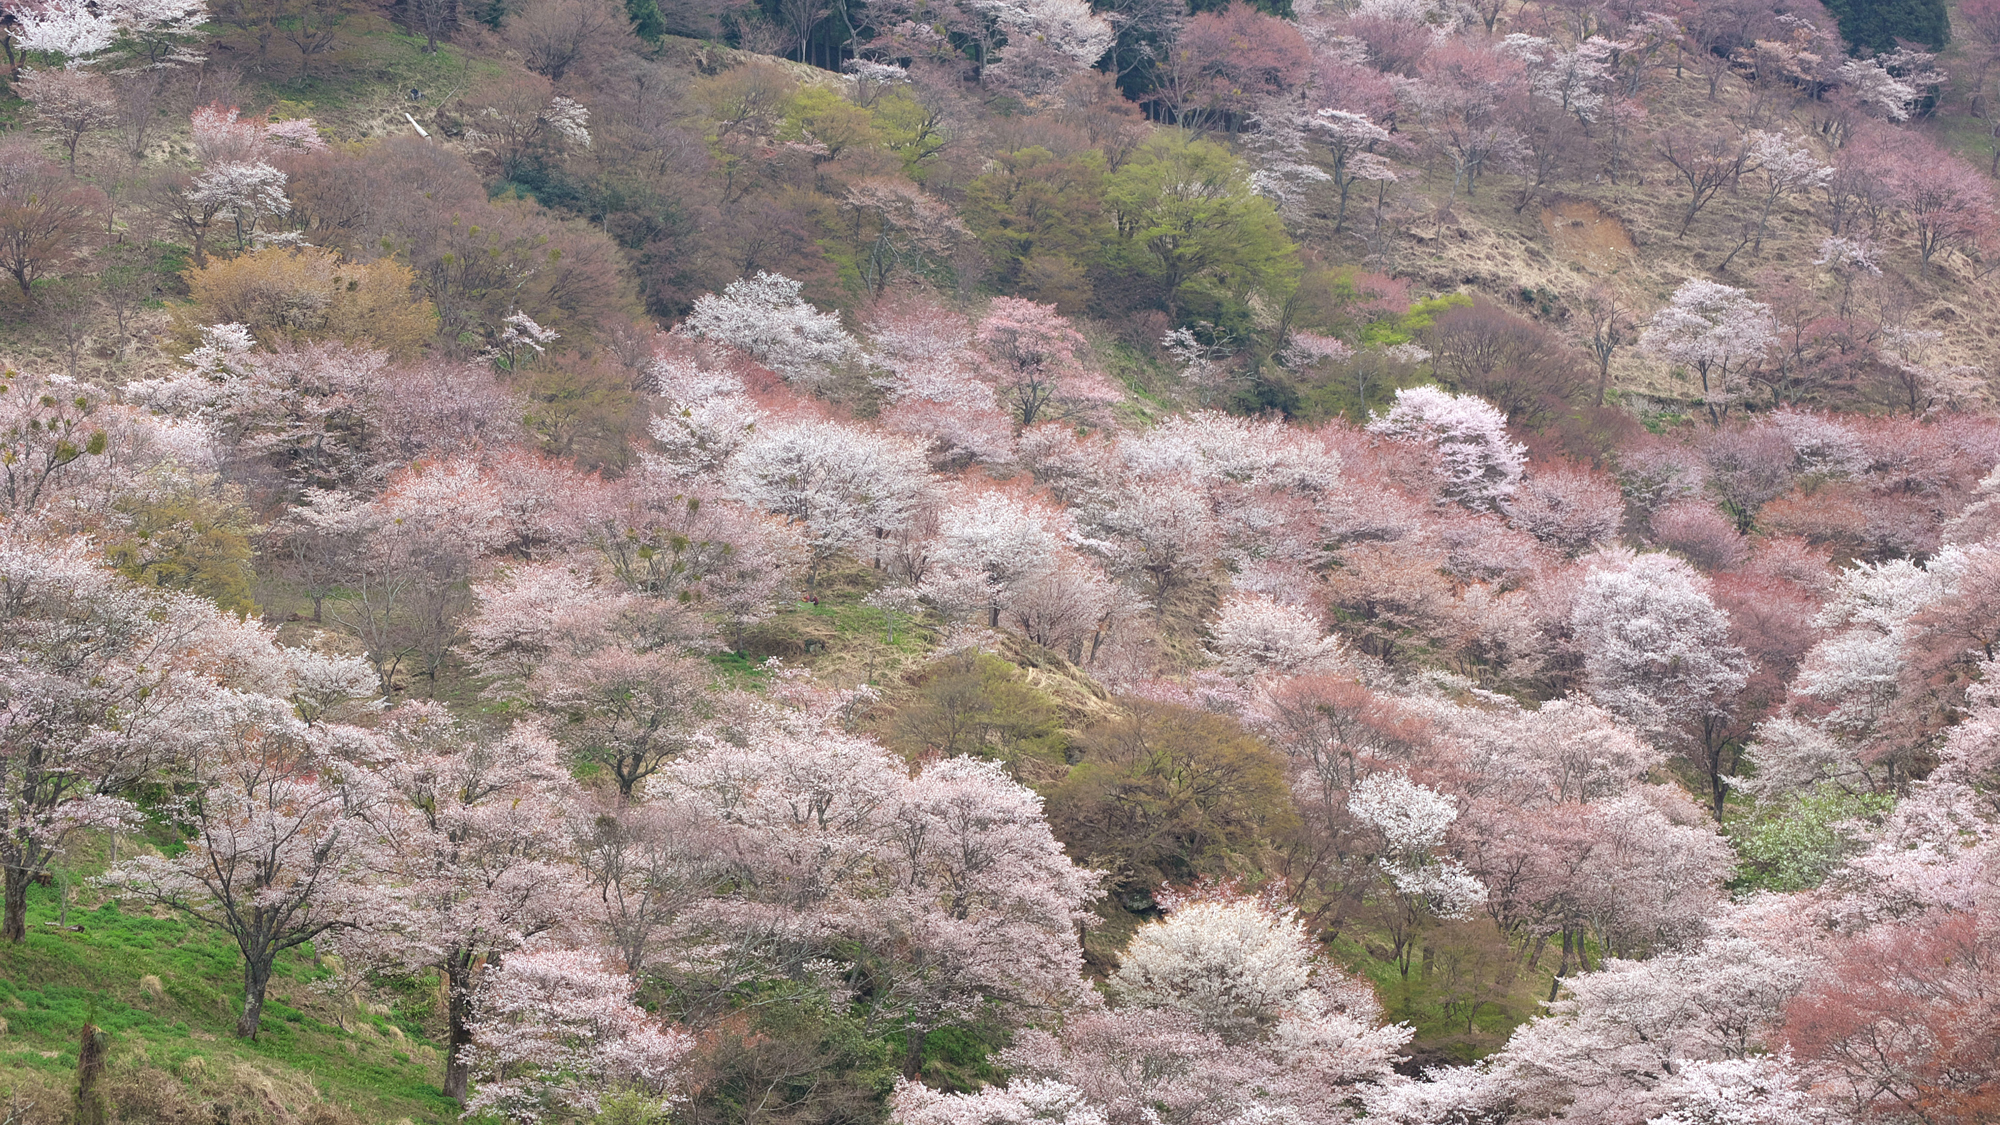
[3,0,2000,1122]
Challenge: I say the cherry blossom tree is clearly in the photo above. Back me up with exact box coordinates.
[975,297,1119,428]
[900,887,1409,1124]
[1089,479,1221,618]
[3,530,305,942]
[571,795,720,978]
[867,293,1013,469]
[0,369,112,518]
[678,272,861,391]
[464,948,694,1123]
[1641,281,1776,425]
[1504,465,1626,556]
[647,710,1102,1069]
[7,0,205,66]
[326,458,510,693]
[532,647,712,799]
[1205,592,1344,679]
[725,418,932,590]
[1308,108,1402,232]
[104,690,373,1038]
[870,755,1101,1076]
[181,105,327,258]
[1348,772,1487,975]
[0,141,103,299]
[1571,552,1751,818]
[14,68,116,171]
[350,706,584,1102]
[1367,386,1526,512]
[929,487,1070,628]
[1884,141,1997,277]
[1741,131,1829,259]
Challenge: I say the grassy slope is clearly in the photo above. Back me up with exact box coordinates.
[0,880,458,1125]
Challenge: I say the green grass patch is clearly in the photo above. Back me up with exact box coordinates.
[0,881,459,1124]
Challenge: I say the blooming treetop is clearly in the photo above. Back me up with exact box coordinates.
[1367,386,1526,511]
[679,272,861,390]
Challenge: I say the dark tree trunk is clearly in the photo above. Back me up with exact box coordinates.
[236,956,273,1038]
[74,1023,109,1125]
[443,959,476,1102]
[3,866,29,943]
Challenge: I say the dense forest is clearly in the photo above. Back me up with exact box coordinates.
[2,0,1999,1120]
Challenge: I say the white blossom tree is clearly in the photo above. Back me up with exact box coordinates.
[1367,386,1526,512]
[1641,281,1775,424]
[1572,552,1751,819]
[678,272,861,390]
[726,418,933,590]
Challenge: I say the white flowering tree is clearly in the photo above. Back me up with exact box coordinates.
[1572,552,1751,819]
[679,272,861,390]
[7,0,206,67]
[1205,591,1344,679]
[1349,773,1487,935]
[1641,280,1774,424]
[1367,386,1525,511]
[725,417,933,590]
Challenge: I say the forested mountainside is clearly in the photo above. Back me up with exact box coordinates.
[2,0,2000,1120]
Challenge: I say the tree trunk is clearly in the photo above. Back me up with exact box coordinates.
[902,1025,926,1079]
[3,866,28,942]
[236,956,272,1038]
[74,1023,110,1125]
[443,960,476,1102]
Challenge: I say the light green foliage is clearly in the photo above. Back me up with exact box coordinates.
[962,146,1112,312]
[1103,133,1298,325]
[106,470,260,616]
[885,652,1067,773]
[871,90,953,181]
[779,86,886,163]
[1733,785,1895,892]
[1359,294,1472,348]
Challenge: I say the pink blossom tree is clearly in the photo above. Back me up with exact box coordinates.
[896,886,1410,1124]
[351,706,585,1102]
[104,691,373,1038]
[2,529,295,942]
[1883,140,1998,277]
[975,297,1120,428]
[464,947,695,1123]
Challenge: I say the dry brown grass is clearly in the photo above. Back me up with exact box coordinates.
[1326,61,2000,410]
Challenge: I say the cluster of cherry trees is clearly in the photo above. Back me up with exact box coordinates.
[8,216,2000,1117]
[7,0,2000,1114]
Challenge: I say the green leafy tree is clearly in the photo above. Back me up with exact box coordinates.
[1733,785,1894,891]
[1103,133,1297,322]
[1822,0,1947,52]
[961,146,1111,312]
[106,471,260,616]
[884,653,1067,774]
[1047,700,1296,901]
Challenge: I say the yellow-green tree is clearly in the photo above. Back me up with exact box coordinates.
[106,469,260,616]
[178,246,438,358]
[1104,133,1297,323]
